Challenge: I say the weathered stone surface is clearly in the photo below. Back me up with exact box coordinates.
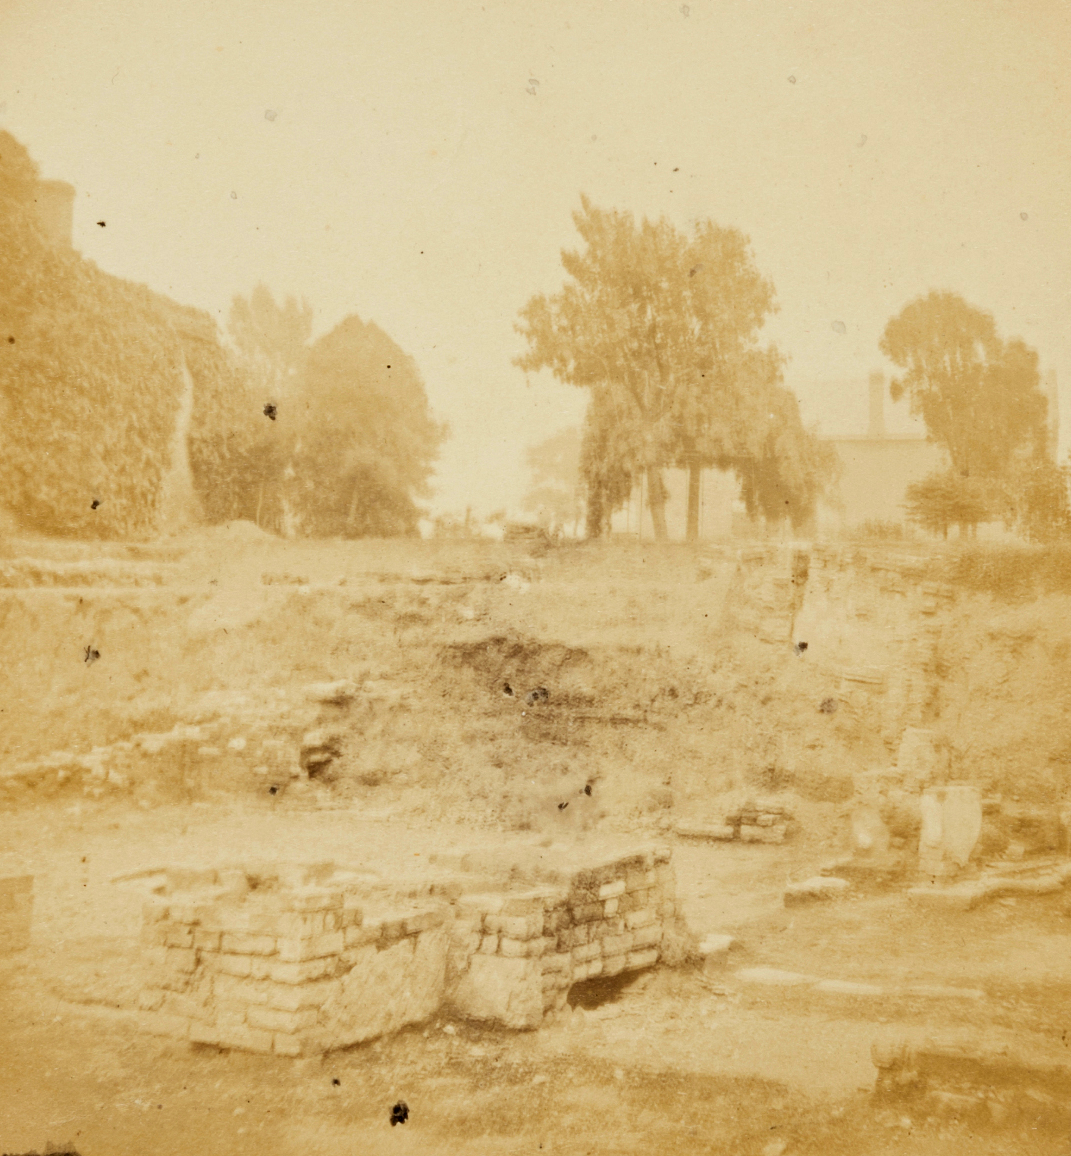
[319,929,447,1045]
[675,822,736,841]
[784,877,850,905]
[449,952,543,1029]
[698,933,734,967]
[739,823,787,844]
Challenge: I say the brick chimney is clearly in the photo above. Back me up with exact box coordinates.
[33,179,75,247]
[868,371,886,439]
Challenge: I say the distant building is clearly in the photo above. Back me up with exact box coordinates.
[817,372,944,532]
[607,368,1060,541]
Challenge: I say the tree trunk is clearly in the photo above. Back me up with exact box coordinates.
[646,467,669,541]
[686,462,701,543]
[585,482,605,539]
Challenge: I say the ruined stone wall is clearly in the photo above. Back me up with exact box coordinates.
[138,865,449,1057]
[447,848,675,1030]
[135,847,679,1053]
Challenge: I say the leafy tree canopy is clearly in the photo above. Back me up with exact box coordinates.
[289,314,448,538]
[516,196,833,537]
[880,291,1049,478]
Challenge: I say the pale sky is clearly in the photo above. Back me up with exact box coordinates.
[3,0,1069,516]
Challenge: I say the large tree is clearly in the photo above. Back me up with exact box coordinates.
[515,196,830,539]
[289,314,447,537]
[879,291,1050,479]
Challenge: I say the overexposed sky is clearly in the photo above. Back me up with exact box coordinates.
[2,0,1069,515]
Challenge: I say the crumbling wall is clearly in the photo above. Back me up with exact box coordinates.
[137,864,450,1056]
[135,847,680,1053]
[446,847,675,1029]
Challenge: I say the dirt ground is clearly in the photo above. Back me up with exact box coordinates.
[3,532,1071,1155]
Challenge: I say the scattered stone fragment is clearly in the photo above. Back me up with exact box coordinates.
[783,876,850,905]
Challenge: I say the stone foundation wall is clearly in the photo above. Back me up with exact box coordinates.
[446,847,675,1030]
[135,847,678,1053]
[137,865,449,1057]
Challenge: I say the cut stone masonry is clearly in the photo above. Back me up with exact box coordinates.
[136,845,677,1055]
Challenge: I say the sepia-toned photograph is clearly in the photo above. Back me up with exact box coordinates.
[2,1,1071,1152]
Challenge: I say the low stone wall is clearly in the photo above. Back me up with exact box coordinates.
[0,875,33,953]
[135,846,678,1053]
[446,847,675,1029]
[138,865,449,1057]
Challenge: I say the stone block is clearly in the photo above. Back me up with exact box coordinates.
[501,891,556,917]
[543,908,570,936]
[267,977,340,1012]
[142,1013,191,1039]
[603,898,620,916]
[213,974,270,1006]
[344,925,380,949]
[289,890,343,914]
[558,924,589,950]
[272,1031,305,1058]
[626,948,660,970]
[630,924,663,950]
[739,824,787,844]
[137,988,165,1011]
[142,898,169,923]
[404,909,445,935]
[602,933,632,956]
[784,877,851,906]
[140,923,169,948]
[277,931,344,962]
[216,1024,275,1054]
[164,925,194,949]
[602,954,626,976]
[479,934,499,954]
[168,903,201,925]
[160,992,213,1022]
[270,958,331,984]
[448,952,542,1030]
[246,910,323,938]
[221,932,277,956]
[340,906,363,930]
[543,951,573,974]
[499,936,534,958]
[214,953,253,978]
[322,929,448,1041]
[598,880,626,900]
[189,1021,223,1047]
[247,1005,319,1034]
[572,902,603,924]
[698,934,734,967]
[166,946,197,973]
[379,915,408,941]
[194,929,222,952]
[625,909,656,931]
[572,941,600,964]
[675,822,735,841]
